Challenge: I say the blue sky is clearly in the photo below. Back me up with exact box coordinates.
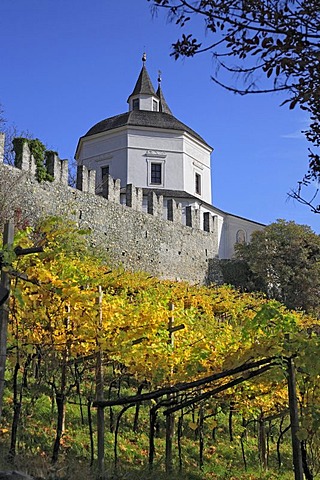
[1,0,318,233]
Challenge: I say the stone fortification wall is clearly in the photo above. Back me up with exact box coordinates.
[0,137,221,284]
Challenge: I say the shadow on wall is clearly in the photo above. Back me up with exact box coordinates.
[206,258,224,285]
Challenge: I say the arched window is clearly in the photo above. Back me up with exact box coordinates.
[236,229,246,244]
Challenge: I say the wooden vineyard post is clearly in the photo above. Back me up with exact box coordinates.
[286,345,303,480]
[165,304,185,473]
[96,286,105,479]
[52,306,71,464]
[0,222,43,424]
[259,411,267,471]
[165,302,174,473]
[0,220,14,421]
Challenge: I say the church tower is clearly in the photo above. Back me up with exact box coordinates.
[75,55,213,206]
[74,55,265,259]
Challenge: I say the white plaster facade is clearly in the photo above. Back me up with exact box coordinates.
[77,127,212,203]
[75,60,264,259]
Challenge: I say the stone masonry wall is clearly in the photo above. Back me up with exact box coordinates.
[0,140,221,284]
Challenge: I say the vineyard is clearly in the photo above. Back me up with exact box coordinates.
[0,218,320,479]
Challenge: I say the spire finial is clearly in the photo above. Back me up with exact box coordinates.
[142,52,147,64]
[158,70,162,87]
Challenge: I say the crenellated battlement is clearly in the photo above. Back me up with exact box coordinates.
[0,135,219,236]
[0,132,222,284]
[125,183,143,211]
[0,137,69,185]
[0,133,5,165]
[76,164,218,231]
[76,165,96,194]
[46,152,69,185]
[13,140,36,174]
[101,175,120,203]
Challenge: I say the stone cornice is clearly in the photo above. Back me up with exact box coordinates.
[144,150,167,158]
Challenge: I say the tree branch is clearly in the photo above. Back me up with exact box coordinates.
[163,362,276,415]
[93,356,277,407]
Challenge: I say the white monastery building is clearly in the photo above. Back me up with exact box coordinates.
[75,56,264,259]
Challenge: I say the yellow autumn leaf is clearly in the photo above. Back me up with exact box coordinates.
[189,422,198,431]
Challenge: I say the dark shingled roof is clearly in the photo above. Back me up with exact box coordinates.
[156,85,172,115]
[128,65,157,99]
[82,110,211,148]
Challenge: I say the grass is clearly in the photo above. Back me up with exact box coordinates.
[0,390,296,480]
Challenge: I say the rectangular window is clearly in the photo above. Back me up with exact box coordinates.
[195,173,201,195]
[101,165,109,185]
[151,163,162,185]
[153,99,158,111]
[132,99,139,110]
